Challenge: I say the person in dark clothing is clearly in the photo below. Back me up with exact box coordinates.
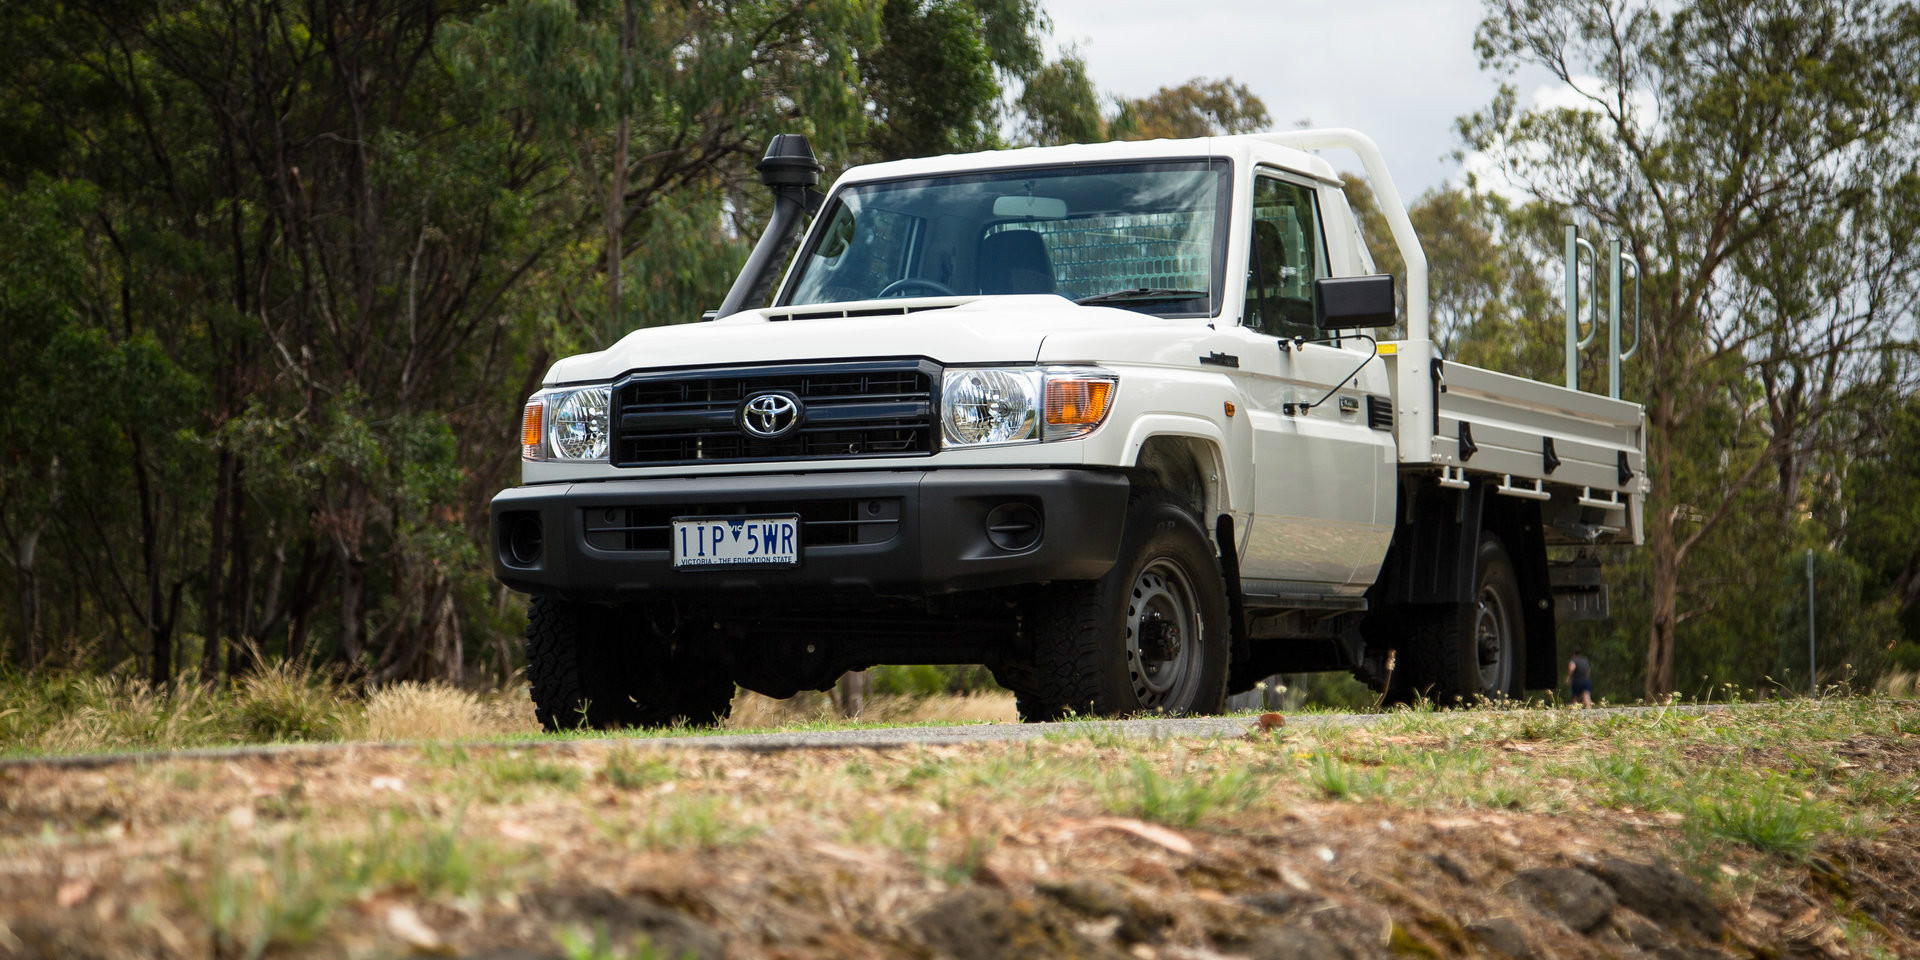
[1566,649,1593,706]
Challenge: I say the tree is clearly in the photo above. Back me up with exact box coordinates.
[859,0,1024,161]
[1111,78,1270,141]
[1467,0,1920,697]
[1015,53,1106,146]
[0,0,885,686]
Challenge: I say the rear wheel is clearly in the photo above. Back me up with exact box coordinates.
[526,597,734,731]
[1394,535,1524,705]
[1017,493,1230,721]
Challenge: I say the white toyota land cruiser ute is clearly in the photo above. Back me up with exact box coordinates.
[490,129,1647,730]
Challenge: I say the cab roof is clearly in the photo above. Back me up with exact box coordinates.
[831,133,1342,188]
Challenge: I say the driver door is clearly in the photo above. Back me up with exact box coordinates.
[1225,173,1391,591]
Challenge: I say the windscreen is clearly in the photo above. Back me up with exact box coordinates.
[779,159,1231,318]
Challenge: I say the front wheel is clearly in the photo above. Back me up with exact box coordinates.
[526,598,734,731]
[1017,493,1230,721]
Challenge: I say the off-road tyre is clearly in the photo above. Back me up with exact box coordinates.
[1016,493,1231,721]
[526,597,734,731]
[1392,535,1524,706]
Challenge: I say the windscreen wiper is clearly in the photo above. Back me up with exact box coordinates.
[1074,287,1208,306]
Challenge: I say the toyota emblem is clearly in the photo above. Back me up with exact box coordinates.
[739,391,802,439]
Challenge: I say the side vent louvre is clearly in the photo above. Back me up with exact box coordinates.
[1365,395,1393,431]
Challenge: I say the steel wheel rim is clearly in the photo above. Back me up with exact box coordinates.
[1475,583,1512,697]
[1125,557,1202,709]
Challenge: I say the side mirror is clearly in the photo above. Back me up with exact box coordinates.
[1313,275,1396,330]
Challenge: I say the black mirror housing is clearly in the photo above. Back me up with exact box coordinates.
[1313,275,1396,330]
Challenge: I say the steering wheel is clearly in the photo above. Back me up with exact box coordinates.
[877,278,957,298]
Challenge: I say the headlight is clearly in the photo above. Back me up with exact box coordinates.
[943,369,1040,446]
[526,385,611,461]
[940,366,1117,447]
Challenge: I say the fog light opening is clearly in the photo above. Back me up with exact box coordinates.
[506,514,544,567]
[984,502,1042,552]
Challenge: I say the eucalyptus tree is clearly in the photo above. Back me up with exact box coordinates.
[0,0,884,684]
[1467,0,1920,697]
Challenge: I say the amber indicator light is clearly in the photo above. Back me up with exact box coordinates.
[1045,379,1115,425]
[521,401,544,455]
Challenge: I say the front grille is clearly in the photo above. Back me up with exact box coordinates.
[612,360,938,466]
[583,498,903,552]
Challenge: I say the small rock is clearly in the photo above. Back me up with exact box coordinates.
[532,887,721,960]
[1466,917,1530,957]
[1431,853,1473,885]
[1504,867,1617,933]
[913,888,1130,960]
[1239,925,1344,960]
[1584,858,1725,942]
[1237,890,1307,917]
[1039,878,1172,942]
[1298,903,1393,948]
[1040,879,1129,918]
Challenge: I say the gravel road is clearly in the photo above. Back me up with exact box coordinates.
[0,703,1725,770]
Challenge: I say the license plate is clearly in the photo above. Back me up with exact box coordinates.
[671,515,800,569]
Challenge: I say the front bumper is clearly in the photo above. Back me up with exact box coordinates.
[489,468,1130,600]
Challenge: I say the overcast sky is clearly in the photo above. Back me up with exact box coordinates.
[1044,0,1521,196]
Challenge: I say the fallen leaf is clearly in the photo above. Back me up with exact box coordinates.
[371,776,406,792]
[385,905,450,954]
[809,841,889,869]
[1249,712,1286,737]
[56,879,92,909]
[1082,817,1195,856]
[496,820,539,842]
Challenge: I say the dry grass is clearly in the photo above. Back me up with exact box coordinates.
[364,682,529,742]
[0,667,1021,758]
[723,689,1016,729]
[1879,669,1919,697]
[1,698,1914,959]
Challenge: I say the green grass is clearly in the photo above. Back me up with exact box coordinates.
[558,925,695,960]
[601,795,760,852]
[601,750,676,789]
[1304,751,1388,801]
[1100,757,1261,826]
[1688,774,1846,859]
[190,807,516,959]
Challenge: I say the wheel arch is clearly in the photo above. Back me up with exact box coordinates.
[1125,433,1229,530]
[1367,476,1558,691]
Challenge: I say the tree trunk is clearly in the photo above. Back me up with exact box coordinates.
[337,554,367,670]
[833,670,870,718]
[1645,515,1679,701]
[226,470,252,678]
[1643,393,1680,702]
[15,552,41,671]
[132,433,174,689]
[332,478,371,671]
[201,447,234,679]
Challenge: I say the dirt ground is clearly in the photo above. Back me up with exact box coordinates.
[0,703,1915,959]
